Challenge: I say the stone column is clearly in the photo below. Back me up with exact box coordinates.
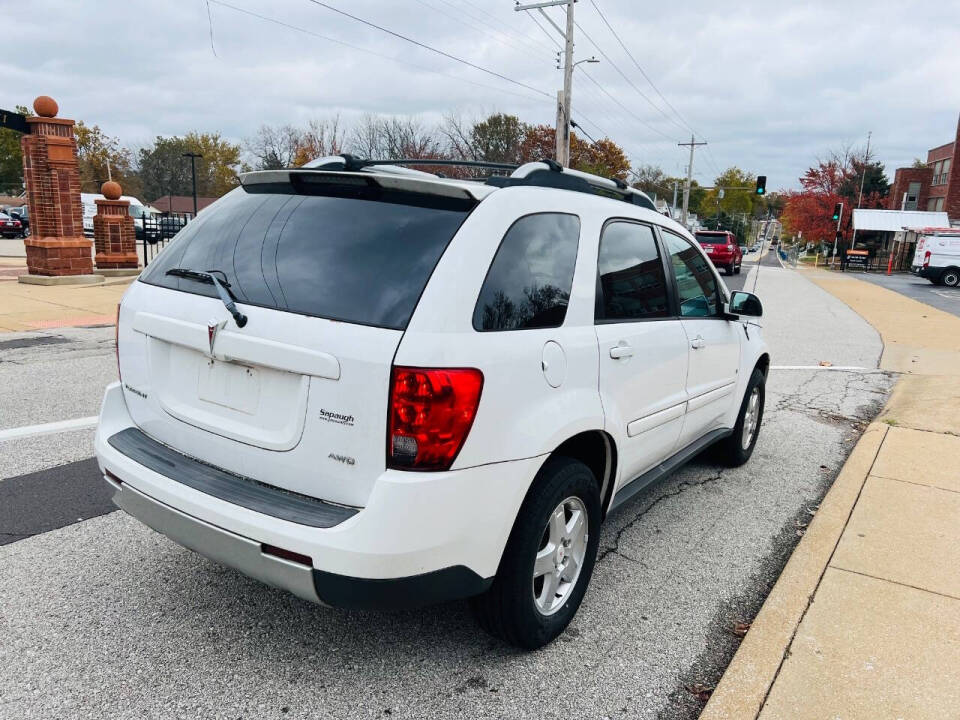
[93,180,140,275]
[19,95,100,286]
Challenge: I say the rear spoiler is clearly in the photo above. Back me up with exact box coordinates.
[238,169,487,203]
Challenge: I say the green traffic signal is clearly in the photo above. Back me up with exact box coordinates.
[755,175,767,195]
[832,203,842,221]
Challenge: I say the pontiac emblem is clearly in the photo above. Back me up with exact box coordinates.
[207,319,227,356]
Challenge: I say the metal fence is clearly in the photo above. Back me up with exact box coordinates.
[140,212,193,267]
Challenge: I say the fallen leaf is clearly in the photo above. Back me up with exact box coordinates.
[731,621,751,637]
[796,529,806,537]
[686,684,715,702]
[819,361,833,367]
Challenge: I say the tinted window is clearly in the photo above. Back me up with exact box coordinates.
[596,222,669,321]
[140,186,471,330]
[473,213,580,331]
[662,230,720,317]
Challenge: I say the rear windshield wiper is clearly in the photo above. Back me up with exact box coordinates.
[165,268,248,328]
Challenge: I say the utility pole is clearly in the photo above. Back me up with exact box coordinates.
[678,135,707,227]
[849,130,871,250]
[671,180,678,218]
[516,0,578,166]
[182,152,202,217]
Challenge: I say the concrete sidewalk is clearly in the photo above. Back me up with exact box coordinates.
[0,258,130,332]
[703,271,960,719]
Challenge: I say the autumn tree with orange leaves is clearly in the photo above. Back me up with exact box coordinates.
[781,147,889,247]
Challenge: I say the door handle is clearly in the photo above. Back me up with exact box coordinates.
[609,343,634,359]
[690,335,706,350]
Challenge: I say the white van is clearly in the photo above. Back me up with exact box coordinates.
[910,228,960,287]
[81,192,153,239]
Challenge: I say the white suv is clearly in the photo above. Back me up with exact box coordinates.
[95,157,768,649]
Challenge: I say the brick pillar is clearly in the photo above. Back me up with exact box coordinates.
[19,95,99,286]
[93,180,140,275]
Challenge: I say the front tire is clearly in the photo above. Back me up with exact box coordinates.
[714,367,765,467]
[471,456,600,649]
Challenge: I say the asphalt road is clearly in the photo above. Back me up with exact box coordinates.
[855,270,960,318]
[0,258,895,720]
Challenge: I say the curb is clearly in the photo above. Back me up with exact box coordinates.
[700,421,890,719]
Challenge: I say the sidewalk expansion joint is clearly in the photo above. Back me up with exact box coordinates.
[828,564,960,603]
[755,424,888,717]
[871,473,960,495]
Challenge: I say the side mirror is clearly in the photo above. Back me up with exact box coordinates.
[726,291,763,318]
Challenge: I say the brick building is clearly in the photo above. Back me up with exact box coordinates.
[888,114,959,219]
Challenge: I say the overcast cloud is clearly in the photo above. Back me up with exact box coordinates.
[5,0,960,190]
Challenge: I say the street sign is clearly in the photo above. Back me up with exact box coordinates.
[0,109,28,134]
[845,249,868,271]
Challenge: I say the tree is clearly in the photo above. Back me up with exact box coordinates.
[702,166,756,220]
[0,105,28,195]
[138,132,242,202]
[75,121,139,195]
[519,124,631,180]
[631,164,675,202]
[291,117,346,167]
[245,124,302,170]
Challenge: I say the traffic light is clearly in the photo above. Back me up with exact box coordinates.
[755,176,767,195]
[832,203,842,222]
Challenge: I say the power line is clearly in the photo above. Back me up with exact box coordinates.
[302,0,551,99]
[569,16,686,139]
[576,65,679,144]
[411,0,553,65]
[587,0,696,137]
[207,1,547,104]
[444,0,557,56]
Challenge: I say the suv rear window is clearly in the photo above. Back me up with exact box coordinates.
[694,232,729,245]
[140,185,473,330]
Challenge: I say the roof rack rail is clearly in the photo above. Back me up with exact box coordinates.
[487,161,657,211]
[298,155,657,211]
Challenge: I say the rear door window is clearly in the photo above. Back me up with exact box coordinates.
[140,185,473,330]
[472,213,580,331]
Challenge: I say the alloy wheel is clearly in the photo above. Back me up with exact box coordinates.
[741,387,761,450]
[532,496,588,616]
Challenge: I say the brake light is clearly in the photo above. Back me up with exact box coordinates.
[115,303,121,380]
[923,251,931,268]
[388,366,483,471]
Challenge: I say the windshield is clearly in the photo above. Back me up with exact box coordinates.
[140,186,473,330]
[128,205,148,219]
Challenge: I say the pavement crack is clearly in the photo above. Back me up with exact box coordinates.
[599,472,725,563]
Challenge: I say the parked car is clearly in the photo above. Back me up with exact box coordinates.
[81,192,157,240]
[0,212,23,239]
[95,158,768,649]
[694,230,743,275]
[911,228,960,287]
[7,205,29,237]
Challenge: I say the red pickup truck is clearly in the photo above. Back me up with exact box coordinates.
[695,230,742,275]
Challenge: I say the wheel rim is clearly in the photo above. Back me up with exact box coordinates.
[532,496,588,616]
[945,272,959,286]
[741,387,761,450]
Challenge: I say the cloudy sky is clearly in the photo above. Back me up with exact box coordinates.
[6,0,960,191]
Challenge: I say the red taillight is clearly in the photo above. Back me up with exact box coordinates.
[115,303,121,380]
[923,251,931,268]
[387,366,483,471]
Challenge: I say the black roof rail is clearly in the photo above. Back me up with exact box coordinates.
[298,155,657,211]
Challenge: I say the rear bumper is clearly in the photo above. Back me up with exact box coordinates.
[95,382,539,608]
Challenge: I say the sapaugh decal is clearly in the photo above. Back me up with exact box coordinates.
[319,408,355,426]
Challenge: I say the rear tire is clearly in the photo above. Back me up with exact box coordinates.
[714,368,765,467]
[942,268,960,288]
[471,456,600,650]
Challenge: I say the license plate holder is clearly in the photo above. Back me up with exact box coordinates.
[198,359,260,415]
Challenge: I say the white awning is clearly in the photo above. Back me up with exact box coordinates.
[853,209,949,232]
